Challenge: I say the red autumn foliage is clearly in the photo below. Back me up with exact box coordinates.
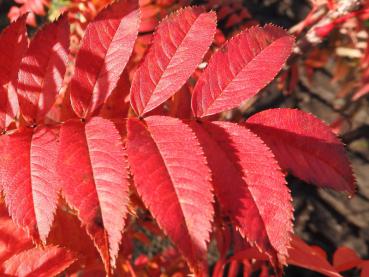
[0,0,358,276]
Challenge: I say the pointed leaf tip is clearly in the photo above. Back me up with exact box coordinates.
[70,0,140,119]
[1,245,76,277]
[57,117,130,273]
[190,121,293,266]
[130,7,217,116]
[17,15,69,125]
[287,236,341,277]
[191,24,294,117]
[0,13,28,86]
[1,126,60,243]
[0,13,28,130]
[246,108,355,194]
[127,116,214,271]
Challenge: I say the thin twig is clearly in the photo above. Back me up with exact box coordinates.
[288,0,363,66]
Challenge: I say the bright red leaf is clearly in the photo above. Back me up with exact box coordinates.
[17,15,69,125]
[127,116,213,271]
[0,2,360,276]
[1,126,59,242]
[191,24,294,117]
[0,14,28,131]
[0,135,7,192]
[0,203,33,264]
[246,108,356,194]
[333,247,362,272]
[1,245,76,277]
[190,121,292,266]
[288,236,341,277]
[70,0,140,119]
[361,261,369,277]
[130,7,216,116]
[48,206,104,273]
[0,203,77,276]
[57,117,129,273]
[230,236,342,277]
[0,14,28,85]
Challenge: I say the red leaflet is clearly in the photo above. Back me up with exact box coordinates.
[127,116,213,271]
[57,117,129,273]
[1,126,59,242]
[0,203,77,276]
[333,247,362,272]
[287,236,341,277]
[0,14,28,131]
[98,70,131,119]
[191,25,294,117]
[130,7,216,116]
[362,262,369,277]
[246,108,356,194]
[70,0,140,119]
[1,245,76,277]
[48,207,103,273]
[0,204,33,264]
[0,134,8,191]
[190,121,292,266]
[17,15,69,125]
[0,14,28,86]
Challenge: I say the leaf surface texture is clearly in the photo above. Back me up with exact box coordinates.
[246,108,355,193]
[1,245,76,277]
[130,7,216,116]
[190,121,292,265]
[191,25,294,117]
[57,117,129,272]
[127,116,213,269]
[1,126,59,242]
[70,0,140,118]
[17,15,69,124]
[0,15,28,130]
